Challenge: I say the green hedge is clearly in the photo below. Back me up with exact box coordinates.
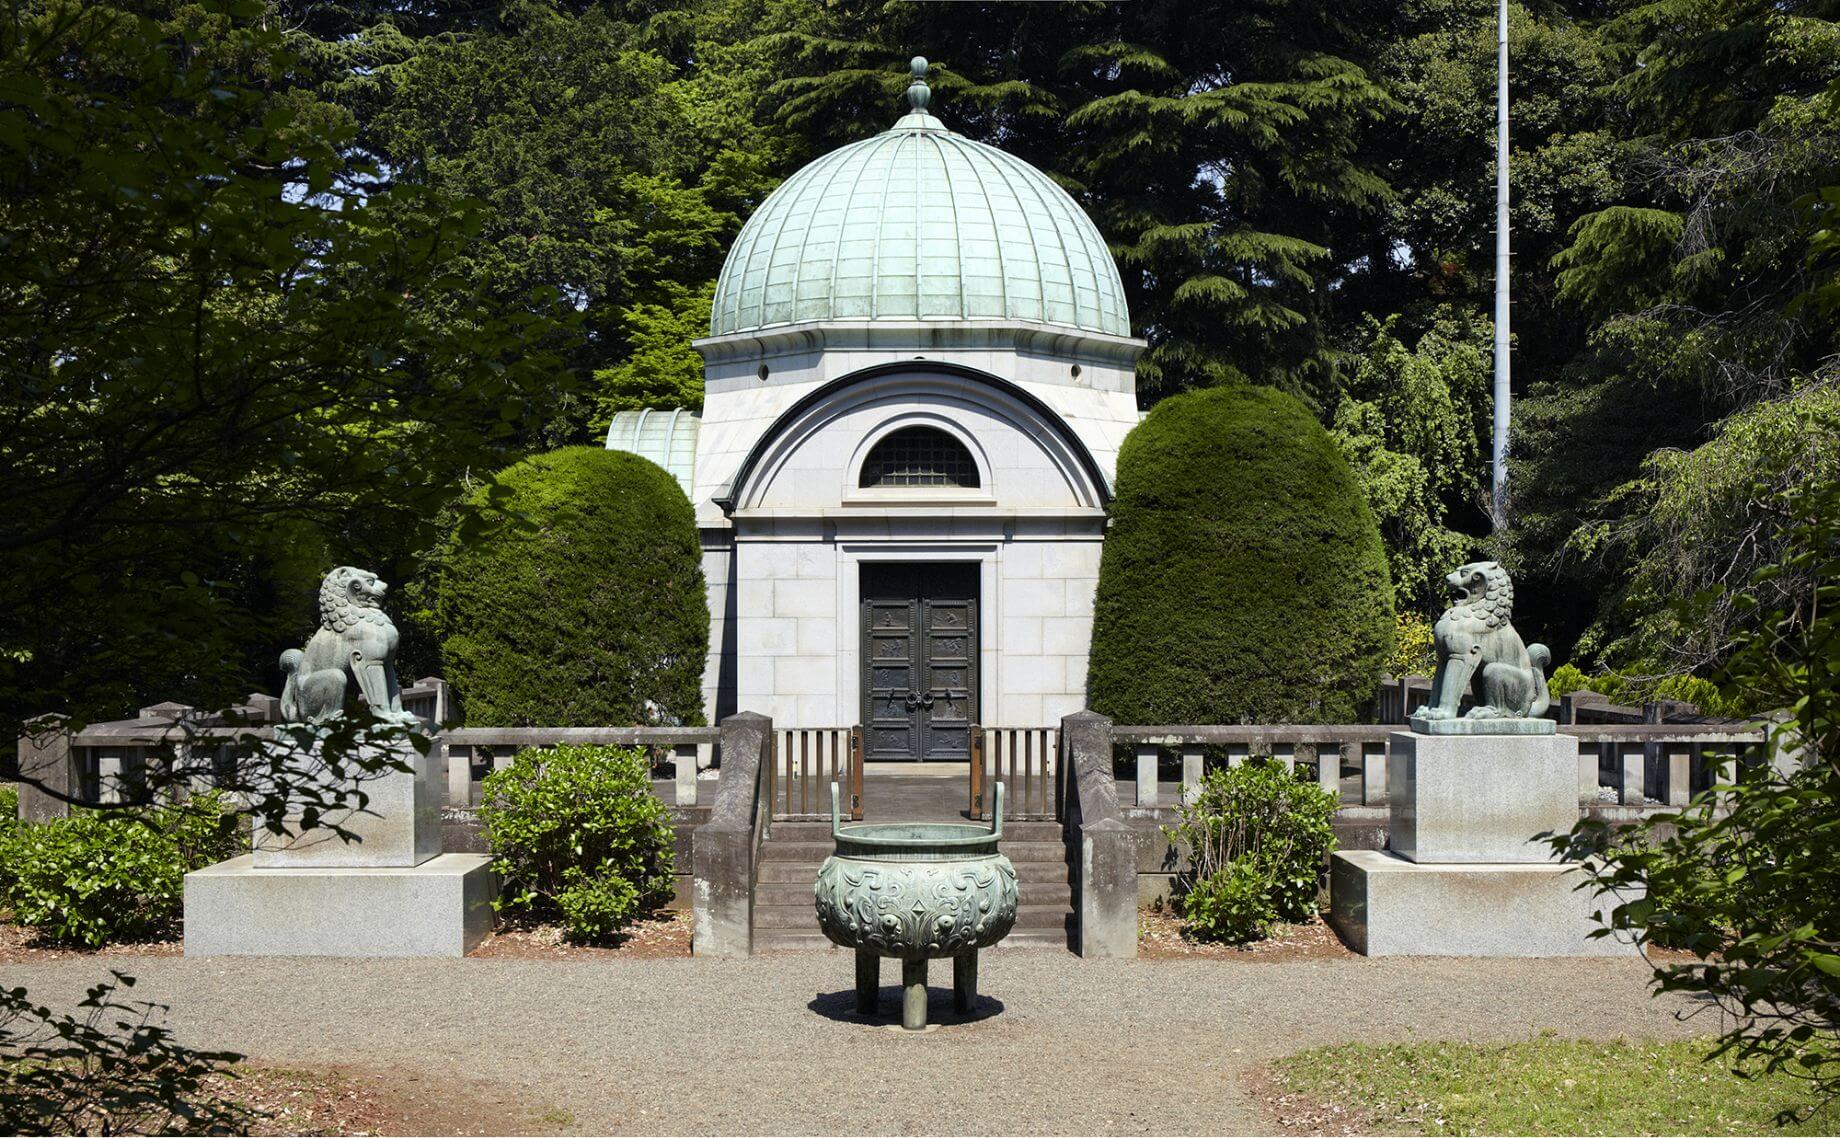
[1088,385,1393,723]
[0,794,242,946]
[432,446,708,726]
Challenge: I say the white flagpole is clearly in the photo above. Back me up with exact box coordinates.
[1491,0,1511,525]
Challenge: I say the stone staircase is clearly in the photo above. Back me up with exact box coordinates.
[750,819,1076,952]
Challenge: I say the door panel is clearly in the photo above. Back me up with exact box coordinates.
[860,563,979,762]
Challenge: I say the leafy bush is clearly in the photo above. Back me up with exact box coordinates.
[1089,385,1394,724]
[429,446,708,727]
[1385,612,1437,678]
[1165,760,1340,942]
[0,785,16,842]
[1559,486,1840,1115]
[479,744,674,941]
[0,794,242,946]
[1547,663,1748,717]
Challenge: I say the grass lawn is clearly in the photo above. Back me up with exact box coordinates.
[1270,1033,1828,1135]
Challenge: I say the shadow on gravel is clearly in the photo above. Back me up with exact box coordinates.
[808,987,1006,1027]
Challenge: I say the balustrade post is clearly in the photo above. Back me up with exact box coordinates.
[1179,746,1204,806]
[1134,743,1158,808]
[16,714,75,822]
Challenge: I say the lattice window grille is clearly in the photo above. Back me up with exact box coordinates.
[859,427,981,488]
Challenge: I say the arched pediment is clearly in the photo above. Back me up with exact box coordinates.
[715,362,1111,515]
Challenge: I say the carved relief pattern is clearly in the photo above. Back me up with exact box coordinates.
[814,855,1019,959]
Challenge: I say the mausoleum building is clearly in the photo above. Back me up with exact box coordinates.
[607,62,1144,758]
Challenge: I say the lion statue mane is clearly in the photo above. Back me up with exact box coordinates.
[1413,560,1552,722]
[279,566,415,724]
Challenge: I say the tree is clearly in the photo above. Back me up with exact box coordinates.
[1330,310,1493,612]
[1557,483,1840,1121]
[0,0,562,748]
[1503,0,1840,673]
[1087,385,1394,724]
[429,447,708,727]
[352,0,785,439]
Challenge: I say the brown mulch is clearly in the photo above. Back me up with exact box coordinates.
[204,1063,575,1136]
[1137,908,1359,962]
[467,909,692,960]
[1243,1064,1387,1136]
[0,918,182,964]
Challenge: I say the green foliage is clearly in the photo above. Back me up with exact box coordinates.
[0,0,563,745]
[430,447,708,727]
[1330,312,1491,610]
[1545,664,1749,718]
[363,4,780,438]
[1089,386,1393,724]
[1558,485,1840,1117]
[1,972,253,1136]
[0,795,242,947]
[0,785,15,844]
[1276,1035,1826,1135]
[1165,761,1340,943]
[1385,613,1438,679]
[1504,0,1840,669]
[479,744,675,941]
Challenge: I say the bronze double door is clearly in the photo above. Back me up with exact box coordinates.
[861,563,978,762]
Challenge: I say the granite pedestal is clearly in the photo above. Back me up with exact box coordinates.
[1328,729,1636,957]
[185,734,494,957]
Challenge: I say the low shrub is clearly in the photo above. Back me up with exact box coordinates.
[1165,761,1340,942]
[479,743,674,941]
[0,793,242,946]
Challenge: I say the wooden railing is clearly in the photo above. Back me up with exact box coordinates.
[969,726,1059,820]
[772,726,861,820]
[1111,723,1771,811]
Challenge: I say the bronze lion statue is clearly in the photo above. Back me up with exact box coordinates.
[1413,561,1552,722]
[279,566,415,724]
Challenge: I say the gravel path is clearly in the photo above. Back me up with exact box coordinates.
[7,947,1704,1135]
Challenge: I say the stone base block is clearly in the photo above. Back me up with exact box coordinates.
[1327,849,1635,957]
[1389,731,1578,862]
[184,854,494,957]
[253,736,442,869]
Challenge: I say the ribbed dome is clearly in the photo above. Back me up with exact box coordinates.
[709,66,1130,339]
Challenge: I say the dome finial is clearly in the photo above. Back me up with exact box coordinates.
[906,56,931,114]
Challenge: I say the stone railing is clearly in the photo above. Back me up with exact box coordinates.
[1112,722,1771,812]
[10,678,718,820]
[1376,673,1735,728]
[443,726,715,810]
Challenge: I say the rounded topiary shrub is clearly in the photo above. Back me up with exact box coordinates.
[432,446,707,726]
[0,793,242,946]
[1088,385,1394,724]
[479,744,675,941]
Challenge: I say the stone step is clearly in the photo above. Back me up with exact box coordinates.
[758,840,1068,864]
[751,902,1071,931]
[754,858,1071,884]
[753,880,1071,908]
[750,928,1073,953]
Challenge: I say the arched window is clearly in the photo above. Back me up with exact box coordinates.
[858,426,981,488]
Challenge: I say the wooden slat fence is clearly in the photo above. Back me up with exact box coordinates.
[772,726,861,820]
[969,726,1059,820]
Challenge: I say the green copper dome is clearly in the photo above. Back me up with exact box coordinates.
[709,60,1131,339]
